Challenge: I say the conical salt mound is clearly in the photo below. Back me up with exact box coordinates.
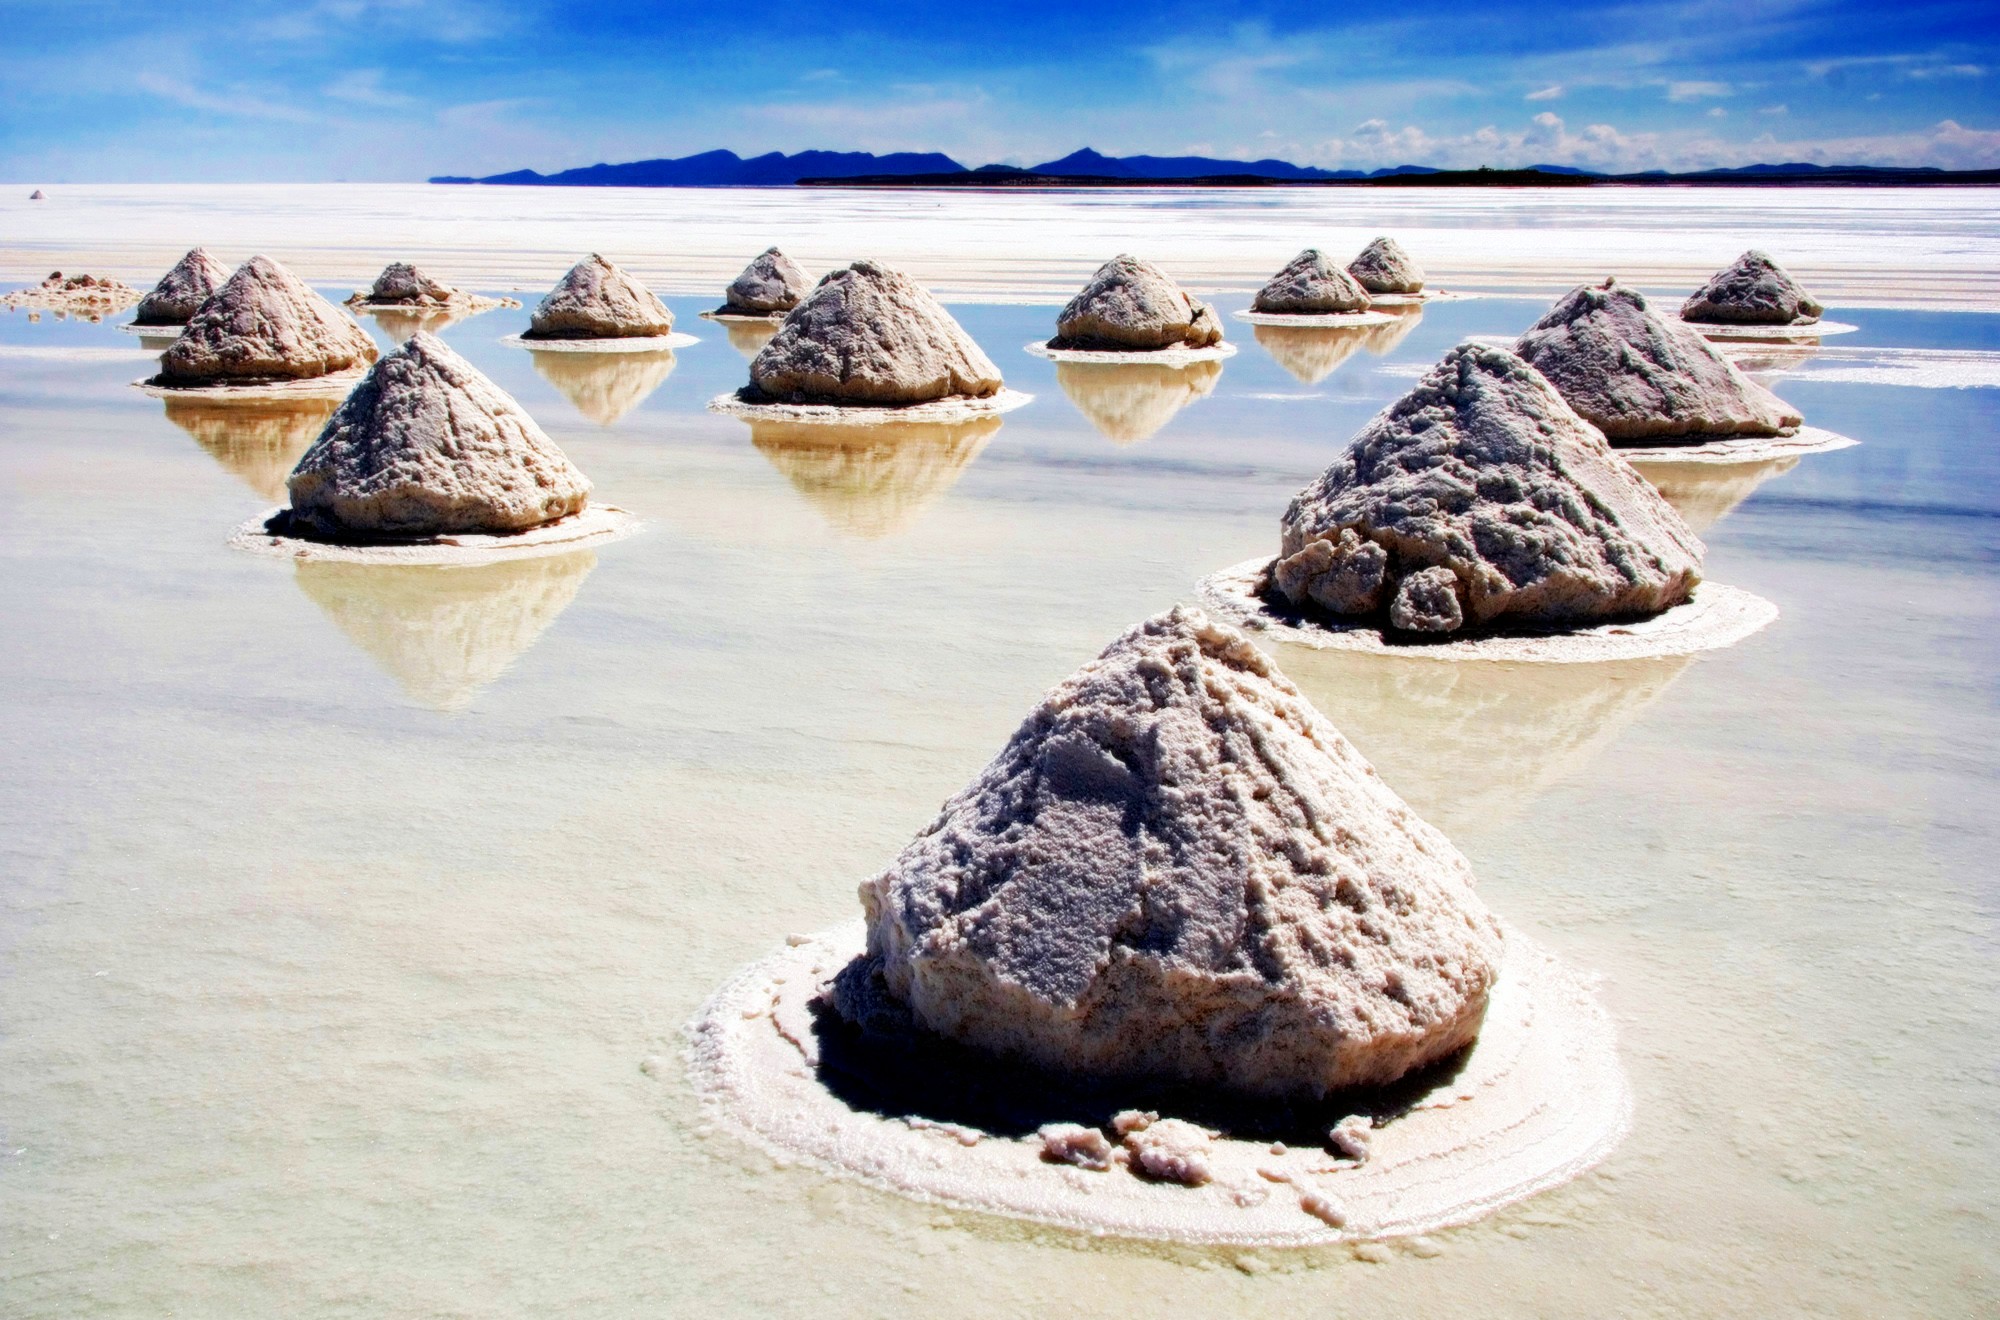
[1053,255,1223,350]
[1347,237,1425,294]
[846,606,1502,1098]
[1251,249,1372,315]
[135,248,232,326]
[524,254,674,340]
[721,247,812,315]
[359,262,463,306]
[1514,279,1803,440]
[156,256,378,385]
[1275,343,1704,635]
[1681,250,1825,326]
[749,260,1002,404]
[1054,359,1220,443]
[285,331,590,539]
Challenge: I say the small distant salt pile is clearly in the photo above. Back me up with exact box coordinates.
[1514,278,1803,440]
[523,254,675,340]
[749,260,1002,405]
[1252,249,1373,315]
[135,248,232,326]
[155,256,377,386]
[29,189,45,200]
[717,247,813,316]
[284,331,589,539]
[843,605,1502,1097]
[1682,250,1825,326]
[350,262,462,308]
[1274,342,1703,635]
[1,270,143,319]
[1051,255,1223,351]
[1347,238,1425,295]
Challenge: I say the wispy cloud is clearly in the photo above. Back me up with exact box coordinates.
[1526,84,1564,101]
[1668,80,1732,101]
[134,73,322,124]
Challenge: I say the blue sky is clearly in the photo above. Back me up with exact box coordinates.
[3,0,1995,180]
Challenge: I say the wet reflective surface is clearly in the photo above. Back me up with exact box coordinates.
[1,214,1996,1317]
[528,345,679,425]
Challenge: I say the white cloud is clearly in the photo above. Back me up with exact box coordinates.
[1708,106,1727,118]
[1526,84,1564,101]
[1668,80,1731,101]
[134,73,321,125]
[1760,104,1789,116]
[323,69,415,109]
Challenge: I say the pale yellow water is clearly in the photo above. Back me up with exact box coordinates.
[0,187,1996,1317]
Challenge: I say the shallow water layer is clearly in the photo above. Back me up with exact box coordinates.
[0,191,1996,1317]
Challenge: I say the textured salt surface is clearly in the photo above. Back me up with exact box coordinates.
[1613,426,1858,464]
[708,387,1032,425]
[1235,310,1400,328]
[688,920,1628,1246]
[502,332,698,353]
[228,503,637,565]
[1026,341,1237,366]
[1199,558,1776,663]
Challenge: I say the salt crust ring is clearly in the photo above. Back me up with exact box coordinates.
[1026,341,1238,366]
[1197,558,1777,664]
[134,368,370,400]
[687,920,1629,1247]
[1680,319,1858,342]
[226,503,638,566]
[1234,310,1402,328]
[707,387,1033,425]
[501,332,699,353]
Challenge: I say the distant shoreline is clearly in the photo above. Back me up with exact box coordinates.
[791,166,2000,189]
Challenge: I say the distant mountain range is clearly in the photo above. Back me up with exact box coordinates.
[431,148,1993,188]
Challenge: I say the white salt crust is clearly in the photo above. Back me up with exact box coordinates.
[351,295,511,314]
[708,387,1034,425]
[136,367,370,401]
[118,321,182,337]
[1680,319,1857,342]
[1350,291,1473,306]
[227,503,637,565]
[1025,341,1238,366]
[701,310,788,324]
[1233,310,1402,328]
[1614,426,1859,465]
[501,332,699,353]
[1198,558,1777,663]
[687,920,1629,1247]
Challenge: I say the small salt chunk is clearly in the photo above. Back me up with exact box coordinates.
[1298,1185,1348,1227]
[1123,1118,1213,1187]
[784,933,812,947]
[1038,1123,1113,1171]
[1329,1115,1373,1162]
[1231,1185,1270,1208]
[1352,1242,1392,1264]
[1110,1109,1157,1136]
[1257,1166,1292,1184]
[1268,1141,1287,1156]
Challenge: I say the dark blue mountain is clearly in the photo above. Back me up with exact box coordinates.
[1021,147,1352,180]
[432,149,966,186]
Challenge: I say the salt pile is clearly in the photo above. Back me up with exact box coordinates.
[1271,343,1704,636]
[134,248,232,326]
[1251,249,1373,316]
[154,256,377,387]
[2,270,143,320]
[844,606,1501,1095]
[747,260,1002,405]
[715,248,812,317]
[347,262,509,315]
[283,331,589,539]
[523,254,675,340]
[1348,238,1425,295]
[1514,279,1803,440]
[1050,255,1223,351]
[29,188,45,200]
[1682,250,1824,326]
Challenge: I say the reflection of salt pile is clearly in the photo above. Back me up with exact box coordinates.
[843,607,1501,1095]
[1633,454,1801,533]
[1348,237,1425,294]
[1272,645,1693,833]
[1053,358,1221,442]
[722,319,780,358]
[524,254,675,340]
[285,331,589,538]
[1683,250,1823,326]
[292,550,596,710]
[750,415,998,537]
[1252,249,1372,315]
[134,248,231,326]
[363,304,468,342]
[1515,279,1802,441]
[1253,323,1370,384]
[161,395,339,500]
[1362,304,1425,353]
[1275,343,1703,636]
[749,261,1002,405]
[529,346,677,425]
[156,256,377,386]
[1052,255,1223,350]
[715,248,812,316]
